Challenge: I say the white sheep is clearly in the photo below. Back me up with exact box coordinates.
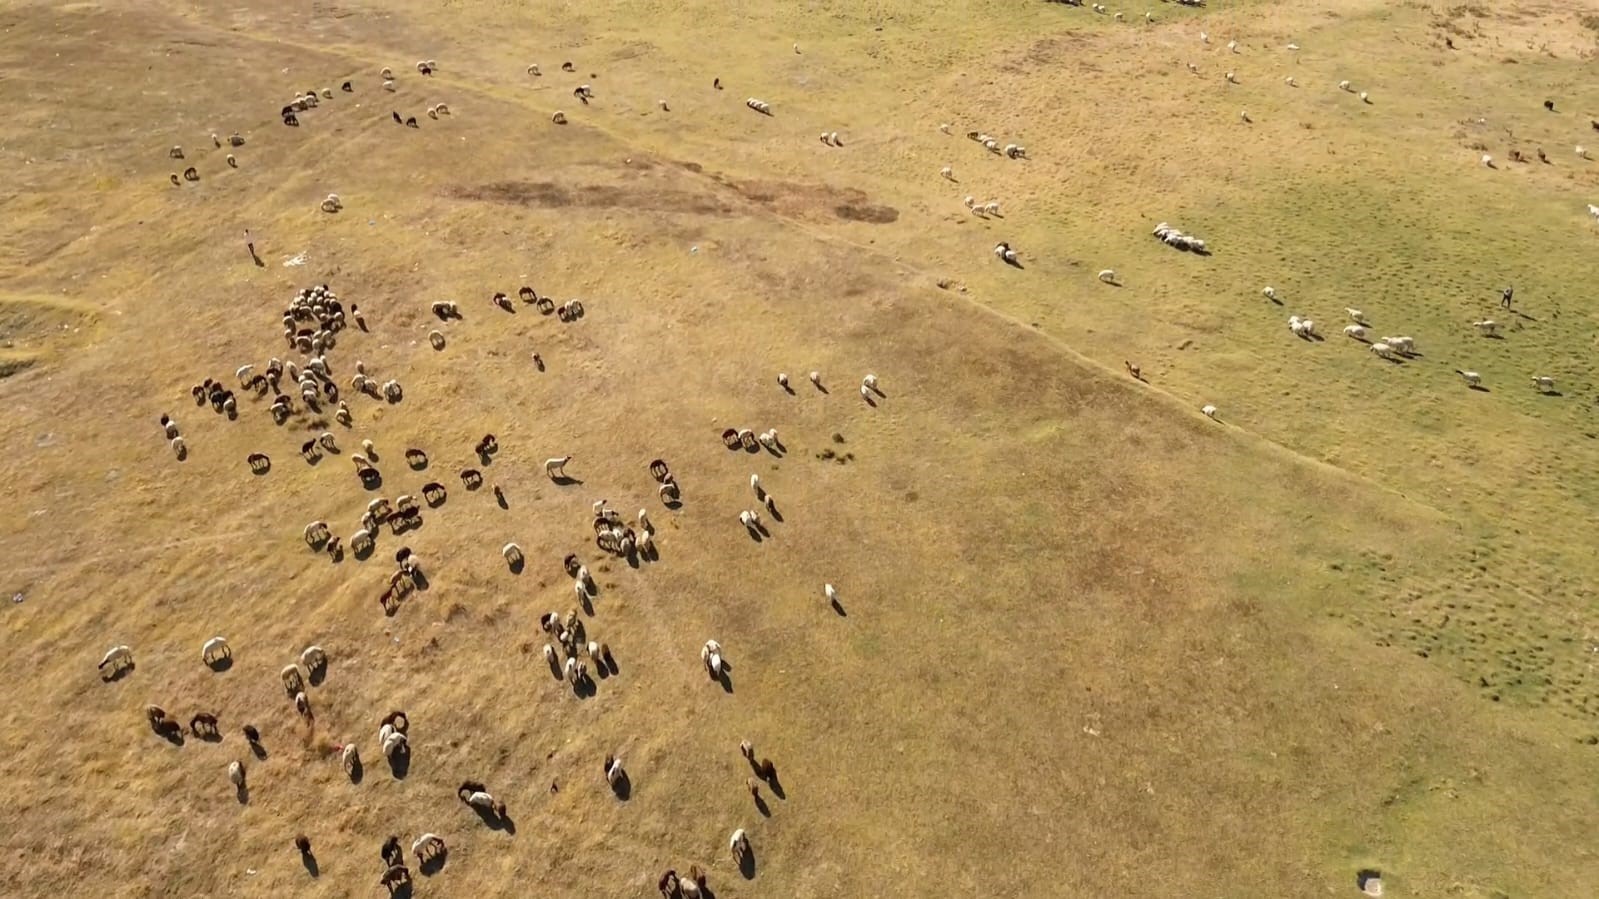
[1227,39,1239,53]
[637,529,654,554]
[1225,71,1239,84]
[318,431,337,451]
[1456,369,1481,387]
[1201,404,1218,420]
[777,372,789,389]
[1481,153,1495,168]
[750,473,764,498]
[739,509,761,529]
[551,111,567,124]
[1370,342,1396,360]
[382,729,408,758]
[236,364,254,386]
[301,645,327,672]
[1262,286,1277,300]
[809,371,823,388]
[1531,375,1557,393]
[862,374,878,392]
[702,640,724,677]
[545,455,571,479]
[1473,320,1498,336]
[1338,80,1352,92]
[229,760,246,788]
[1359,91,1370,104]
[730,828,751,862]
[1097,269,1119,285]
[758,429,779,449]
[606,756,624,786]
[503,543,523,565]
[1346,307,1369,324]
[201,637,230,666]
[412,834,445,861]
[528,63,541,76]
[170,436,186,457]
[380,66,394,79]
[825,583,839,605]
[341,743,359,773]
[1343,324,1367,340]
[1385,336,1415,354]
[1284,76,1297,87]
[940,165,954,180]
[543,644,557,664]
[304,520,330,545]
[1579,146,1591,160]
[98,644,134,677]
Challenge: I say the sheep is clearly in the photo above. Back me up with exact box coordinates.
[1338,80,1352,92]
[226,154,237,168]
[301,645,328,674]
[1579,146,1591,160]
[638,508,652,533]
[981,201,1002,217]
[750,473,764,498]
[605,755,624,786]
[295,691,313,719]
[552,110,567,124]
[1473,320,1499,336]
[1227,39,1239,52]
[1482,154,1495,169]
[1284,76,1297,87]
[859,384,873,401]
[162,418,181,440]
[412,834,445,863]
[1456,369,1482,387]
[528,63,541,76]
[320,194,343,213]
[342,742,359,773]
[545,455,571,479]
[229,760,246,788]
[659,480,681,504]
[1097,269,1119,285]
[98,645,133,678]
[702,639,724,679]
[940,165,954,180]
[808,370,823,390]
[168,145,184,159]
[382,729,408,757]
[503,543,523,566]
[1344,307,1369,325]
[1359,91,1370,104]
[304,520,331,546]
[1385,336,1415,355]
[1225,72,1239,84]
[281,663,306,695]
[1343,324,1367,340]
[201,636,231,666]
[758,429,779,449]
[1370,342,1396,359]
[318,431,337,451]
[1261,287,1278,301]
[1201,404,1218,420]
[739,509,760,529]
[428,329,446,350]
[171,436,187,458]
[1531,375,1557,393]
[730,828,751,863]
[994,243,1018,264]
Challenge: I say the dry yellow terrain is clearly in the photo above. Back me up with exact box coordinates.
[2,0,1598,897]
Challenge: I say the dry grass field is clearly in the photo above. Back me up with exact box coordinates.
[3,0,1599,896]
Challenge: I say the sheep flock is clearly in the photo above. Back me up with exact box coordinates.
[6,1,1599,897]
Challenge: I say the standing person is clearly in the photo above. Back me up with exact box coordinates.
[245,228,261,266]
[1501,285,1514,310]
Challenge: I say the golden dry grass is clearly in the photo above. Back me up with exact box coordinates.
[3,0,1599,896]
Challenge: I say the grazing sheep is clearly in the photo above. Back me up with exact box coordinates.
[412,834,445,862]
[295,691,313,719]
[1359,91,1370,104]
[545,455,572,479]
[739,509,760,529]
[170,436,187,457]
[1482,154,1495,168]
[321,194,343,213]
[1201,404,1218,420]
[1346,307,1369,324]
[281,664,306,695]
[1262,287,1278,300]
[229,760,246,788]
[730,828,751,863]
[750,473,764,498]
[201,636,231,666]
[304,521,331,546]
[342,742,359,773]
[825,583,839,606]
[1225,72,1238,84]
[1455,369,1482,386]
[98,645,134,678]
[301,645,328,674]
[1284,76,1296,87]
[1097,269,1119,285]
[528,63,541,75]
[1370,342,1395,359]
[382,729,408,758]
[1473,319,1499,336]
[552,110,567,124]
[940,165,954,180]
[503,543,523,566]
[1338,80,1352,92]
[1384,336,1415,354]
[1531,375,1557,393]
[605,755,624,786]
[702,640,724,678]
[1343,324,1367,340]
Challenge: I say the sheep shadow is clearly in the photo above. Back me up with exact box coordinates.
[391,882,413,899]
[494,487,509,509]
[754,793,771,817]
[411,571,431,592]
[1002,257,1025,269]
[1266,296,1284,306]
[354,542,375,561]
[551,475,583,487]
[863,393,878,408]
[508,557,525,575]
[1375,354,1405,365]
[308,665,328,687]
[152,722,184,745]
[235,784,250,804]
[814,382,830,395]
[780,383,794,395]
[717,668,735,693]
[1469,384,1491,392]
[360,470,384,490]
[831,598,847,617]
[610,770,632,801]
[738,846,757,880]
[102,663,135,683]
[625,552,641,570]
[347,756,363,783]
[1538,389,1564,397]
[572,676,597,699]
[663,497,683,510]
[388,749,411,779]
[419,851,448,877]
[766,503,784,523]
[1483,332,1505,340]
[250,741,269,761]
[603,654,621,677]
[195,729,224,744]
[547,656,564,680]
[205,656,233,673]
[300,851,320,878]
[743,524,764,543]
